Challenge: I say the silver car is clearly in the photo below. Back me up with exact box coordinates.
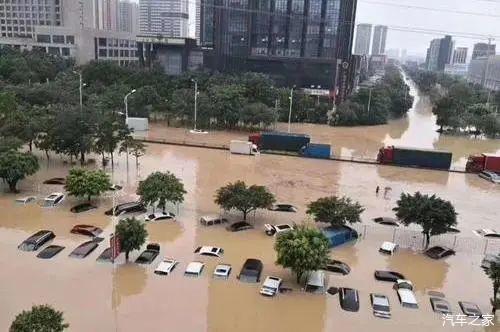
[479,171,500,184]
[370,293,391,318]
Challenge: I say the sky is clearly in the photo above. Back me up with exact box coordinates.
[355,0,500,58]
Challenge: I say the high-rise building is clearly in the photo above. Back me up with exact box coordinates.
[200,0,358,100]
[468,55,500,91]
[472,42,496,59]
[452,47,467,64]
[371,25,387,55]
[119,0,139,34]
[94,0,120,31]
[426,38,441,71]
[139,0,190,38]
[426,35,453,71]
[354,24,371,55]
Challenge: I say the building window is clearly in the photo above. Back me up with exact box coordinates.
[66,35,74,44]
[98,38,106,47]
[99,49,106,57]
[48,47,60,55]
[61,47,69,56]
[52,35,64,43]
[36,34,50,43]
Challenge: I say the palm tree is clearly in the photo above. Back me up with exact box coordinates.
[482,255,500,315]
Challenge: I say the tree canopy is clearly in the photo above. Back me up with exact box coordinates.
[137,171,186,212]
[275,225,330,283]
[214,180,275,221]
[306,196,364,226]
[0,150,39,192]
[65,168,111,202]
[482,254,500,315]
[9,304,68,332]
[393,192,457,248]
[115,217,148,261]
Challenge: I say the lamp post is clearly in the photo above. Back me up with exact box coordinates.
[288,86,295,133]
[124,89,137,125]
[191,79,198,131]
[73,71,84,112]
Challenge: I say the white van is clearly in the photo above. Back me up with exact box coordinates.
[305,270,327,294]
[199,215,228,226]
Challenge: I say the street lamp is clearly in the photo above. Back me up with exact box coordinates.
[124,89,136,124]
[191,79,198,131]
[288,85,296,133]
[73,71,85,112]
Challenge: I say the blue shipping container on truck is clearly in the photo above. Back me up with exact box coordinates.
[302,143,331,159]
[260,132,310,152]
[392,147,452,170]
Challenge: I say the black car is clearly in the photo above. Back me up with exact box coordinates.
[237,258,263,283]
[135,243,160,264]
[372,217,399,226]
[96,247,113,262]
[36,245,65,259]
[268,204,297,212]
[226,221,254,232]
[459,301,482,317]
[325,259,350,275]
[424,246,456,260]
[70,203,97,213]
[18,230,55,251]
[430,297,452,314]
[339,288,360,312]
[374,270,406,282]
[104,202,146,216]
[43,177,66,185]
[69,241,99,258]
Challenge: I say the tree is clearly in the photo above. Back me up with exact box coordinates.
[0,136,22,154]
[65,168,111,202]
[115,217,148,261]
[482,255,500,315]
[93,112,130,168]
[393,192,457,248]
[126,139,146,169]
[10,304,68,332]
[307,196,364,226]
[275,225,330,283]
[137,171,186,212]
[214,180,275,221]
[0,150,39,192]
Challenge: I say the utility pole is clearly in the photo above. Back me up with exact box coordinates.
[192,79,198,131]
[367,88,372,115]
[288,86,295,133]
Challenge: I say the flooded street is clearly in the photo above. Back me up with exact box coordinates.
[1,140,499,331]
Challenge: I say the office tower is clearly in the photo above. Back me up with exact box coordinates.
[472,42,496,59]
[139,0,190,38]
[354,24,371,55]
[119,0,139,33]
[452,47,467,64]
[371,25,387,55]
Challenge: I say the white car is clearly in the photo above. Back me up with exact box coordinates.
[264,224,294,236]
[144,211,176,222]
[194,246,224,258]
[473,229,500,238]
[260,276,282,297]
[42,192,65,207]
[379,241,398,255]
[184,261,205,277]
[15,196,37,204]
[154,258,178,275]
[395,279,418,309]
[213,264,232,279]
[370,293,391,319]
[479,171,500,184]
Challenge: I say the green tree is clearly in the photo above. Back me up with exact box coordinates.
[482,255,500,315]
[115,217,148,261]
[214,180,275,221]
[9,304,68,332]
[65,168,111,202]
[126,139,146,169]
[0,136,23,154]
[0,150,39,192]
[306,196,364,226]
[93,112,130,168]
[137,171,186,212]
[393,192,457,248]
[275,225,330,283]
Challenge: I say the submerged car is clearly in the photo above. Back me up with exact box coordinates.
[424,246,456,259]
[459,301,482,317]
[70,224,103,238]
[264,224,294,236]
[339,288,360,312]
[96,247,113,262]
[478,170,500,184]
[372,217,399,226]
[213,264,232,279]
[144,211,176,222]
[69,241,99,258]
[15,196,37,204]
[154,258,178,275]
[325,259,350,275]
[267,204,297,212]
[238,258,263,283]
[104,202,146,216]
[108,184,123,191]
[395,280,418,309]
[42,192,65,207]
[473,229,500,238]
[430,297,452,314]
[199,215,228,226]
[36,245,65,259]
[135,243,160,264]
[379,241,398,255]
[374,270,406,282]
[184,261,205,277]
[260,276,282,297]
[194,246,224,258]
[226,221,254,232]
[70,203,97,213]
[370,293,391,319]
[43,177,66,185]
[18,230,55,251]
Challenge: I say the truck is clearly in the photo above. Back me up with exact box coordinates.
[465,153,500,173]
[377,146,452,170]
[252,132,310,152]
[300,143,331,159]
[229,140,259,155]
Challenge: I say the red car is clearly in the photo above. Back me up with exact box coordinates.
[70,224,103,238]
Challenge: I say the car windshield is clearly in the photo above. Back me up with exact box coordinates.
[262,286,276,291]
[215,268,227,274]
[373,304,389,311]
[19,242,36,251]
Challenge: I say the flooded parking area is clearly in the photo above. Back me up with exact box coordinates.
[1,142,499,331]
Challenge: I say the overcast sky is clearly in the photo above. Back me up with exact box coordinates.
[355,0,500,57]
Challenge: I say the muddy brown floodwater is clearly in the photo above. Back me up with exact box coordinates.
[1,140,499,332]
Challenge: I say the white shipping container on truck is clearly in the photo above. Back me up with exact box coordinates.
[229,140,259,155]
